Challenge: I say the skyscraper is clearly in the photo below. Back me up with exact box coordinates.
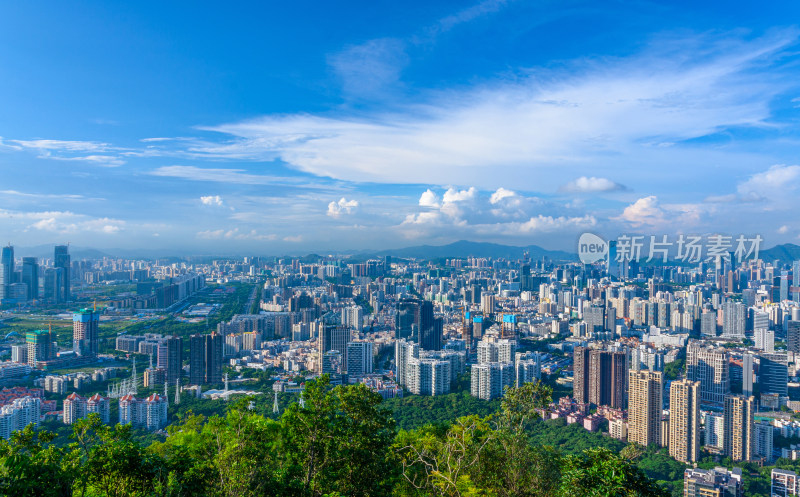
[189,333,222,385]
[26,329,55,367]
[157,336,183,384]
[788,320,800,355]
[722,302,746,338]
[573,346,591,405]
[54,245,70,302]
[395,298,437,349]
[317,324,351,374]
[686,341,729,409]
[0,245,13,302]
[586,349,626,408]
[395,338,419,387]
[73,309,100,357]
[20,257,38,301]
[759,353,788,396]
[628,370,663,448]
[724,394,755,462]
[346,341,373,378]
[669,379,701,463]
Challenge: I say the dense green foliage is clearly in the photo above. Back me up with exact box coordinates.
[0,377,668,497]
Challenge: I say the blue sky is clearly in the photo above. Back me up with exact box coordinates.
[2,1,800,254]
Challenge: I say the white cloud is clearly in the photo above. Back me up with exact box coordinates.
[200,195,224,207]
[616,196,665,227]
[3,139,126,166]
[196,229,225,239]
[150,166,302,185]
[283,235,303,242]
[187,31,796,189]
[559,176,626,193]
[490,187,516,204]
[327,197,359,218]
[419,189,441,208]
[737,164,800,198]
[328,38,408,97]
[615,196,709,229]
[778,225,790,234]
[517,215,596,233]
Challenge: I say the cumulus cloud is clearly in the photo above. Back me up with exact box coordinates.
[490,187,516,204]
[200,195,224,207]
[616,196,665,227]
[615,196,709,229]
[327,197,359,218]
[402,186,594,241]
[559,176,626,193]
[419,189,441,208]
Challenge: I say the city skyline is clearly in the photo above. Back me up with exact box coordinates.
[2,2,800,252]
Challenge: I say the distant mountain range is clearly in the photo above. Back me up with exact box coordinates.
[759,243,800,265]
[7,240,800,265]
[364,240,578,261]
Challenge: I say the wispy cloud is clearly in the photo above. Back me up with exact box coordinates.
[2,138,127,167]
[150,166,302,185]
[0,208,125,234]
[188,30,798,190]
[559,176,627,193]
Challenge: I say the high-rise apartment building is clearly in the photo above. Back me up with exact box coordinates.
[407,357,451,396]
[722,302,746,338]
[759,353,789,396]
[63,393,87,425]
[628,370,663,448]
[346,341,373,378]
[73,308,100,357]
[588,350,627,408]
[157,336,183,384]
[573,346,590,404]
[668,379,701,463]
[723,394,755,462]
[395,338,419,387]
[87,394,111,424]
[189,332,223,385]
[471,362,514,400]
[26,329,55,367]
[515,351,541,386]
[686,341,729,409]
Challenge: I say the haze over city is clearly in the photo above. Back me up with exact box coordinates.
[2,1,800,254]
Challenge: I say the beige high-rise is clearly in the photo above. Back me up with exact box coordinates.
[668,379,701,463]
[724,394,755,462]
[628,370,663,447]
